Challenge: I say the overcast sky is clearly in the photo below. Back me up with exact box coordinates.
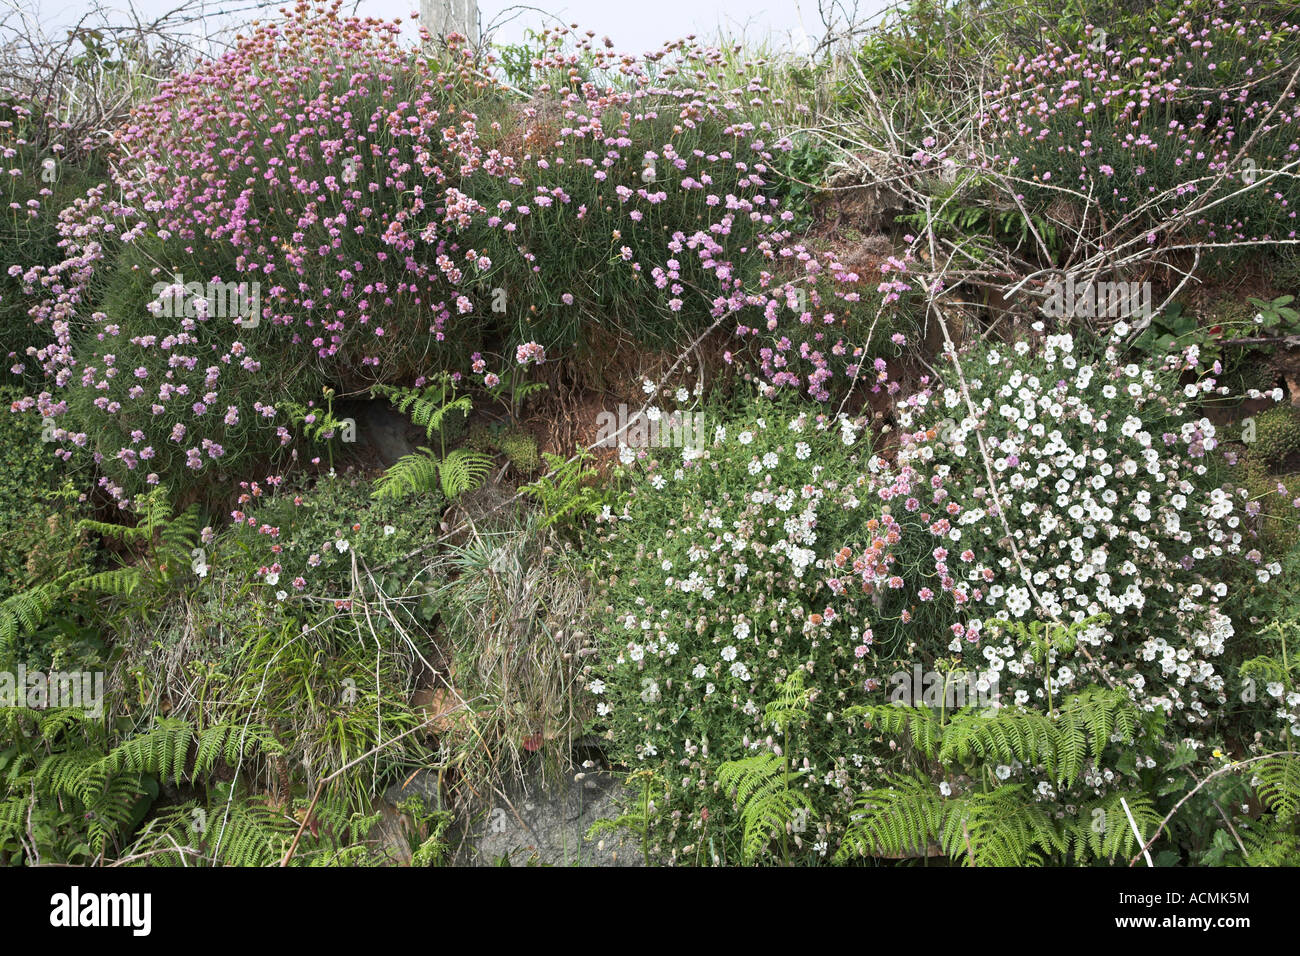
[17,0,895,55]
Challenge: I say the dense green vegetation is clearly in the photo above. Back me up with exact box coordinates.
[1,0,1299,867]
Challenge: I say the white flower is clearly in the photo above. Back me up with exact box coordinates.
[738,430,754,445]
[265,572,280,586]
[383,525,396,536]
[589,679,606,694]
[721,645,738,661]
[335,539,350,553]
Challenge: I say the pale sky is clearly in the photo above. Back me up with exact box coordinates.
[15,0,895,56]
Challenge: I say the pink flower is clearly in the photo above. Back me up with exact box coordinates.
[515,342,546,365]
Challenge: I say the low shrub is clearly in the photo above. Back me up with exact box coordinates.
[13,1,917,508]
[590,391,885,862]
[980,0,1300,264]
[0,385,63,593]
[591,331,1289,863]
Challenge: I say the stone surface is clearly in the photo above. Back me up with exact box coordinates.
[340,399,422,467]
[455,766,643,867]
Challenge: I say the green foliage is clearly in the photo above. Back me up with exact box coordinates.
[0,488,198,658]
[0,572,78,658]
[373,446,493,500]
[372,376,492,500]
[899,181,1061,261]
[1130,301,1195,356]
[521,450,609,530]
[75,489,203,606]
[373,377,470,444]
[496,428,541,474]
[586,769,660,867]
[715,673,814,864]
[768,137,835,231]
[0,387,66,594]
[1253,754,1300,819]
[1247,295,1300,332]
[1240,817,1300,866]
[1246,405,1300,470]
[0,710,280,864]
[838,686,1153,865]
[716,752,812,864]
[103,718,282,785]
[848,685,1140,787]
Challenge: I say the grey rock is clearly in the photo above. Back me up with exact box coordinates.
[384,769,442,808]
[456,766,643,867]
[342,399,421,467]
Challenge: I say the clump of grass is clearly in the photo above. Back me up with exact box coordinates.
[425,509,593,807]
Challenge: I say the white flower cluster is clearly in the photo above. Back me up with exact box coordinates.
[898,334,1246,726]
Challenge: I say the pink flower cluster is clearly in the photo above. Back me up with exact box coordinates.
[979,1,1300,248]
[12,1,904,505]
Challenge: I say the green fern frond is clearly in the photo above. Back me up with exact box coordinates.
[716,752,812,864]
[371,444,494,499]
[845,703,942,758]
[373,380,470,440]
[1241,818,1300,866]
[372,447,443,500]
[1066,791,1160,863]
[1254,754,1300,818]
[836,773,941,862]
[939,785,1061,866]
[0,574,76,653]
[764,670,811,734]
[77,566,144,598]
[438,448,492,498]
[103,719,278,786]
